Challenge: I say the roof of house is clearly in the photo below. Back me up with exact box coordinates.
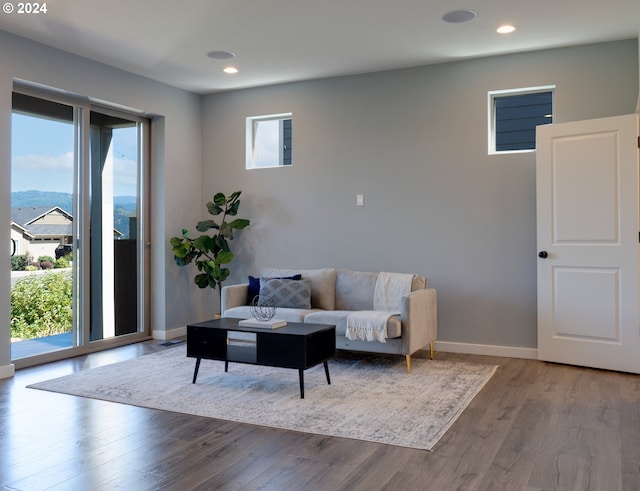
[11,206,124,238]
[10,206,72,226]
[10,221,34,239]
[26,224,74,237]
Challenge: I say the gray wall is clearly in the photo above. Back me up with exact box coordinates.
[201,40,639,350]
[0,34,637,376]
[0,31,204,375]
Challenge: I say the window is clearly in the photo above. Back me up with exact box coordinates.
[246,113,292,168]
[488,86,554,154]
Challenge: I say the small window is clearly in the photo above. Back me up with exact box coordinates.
[488,86,554,154]
[246,113,292,169]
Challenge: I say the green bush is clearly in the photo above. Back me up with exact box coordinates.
[54,257,69,269]
[37,255,55,264]
[10,271,73,340]
[10,255,27,271]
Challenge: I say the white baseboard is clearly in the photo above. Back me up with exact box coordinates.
[434,340,538,360]
[152,328,538,360]
[0,363,16,380]
[153,326,186,341]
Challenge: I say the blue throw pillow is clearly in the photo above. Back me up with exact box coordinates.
[247,274,302,303]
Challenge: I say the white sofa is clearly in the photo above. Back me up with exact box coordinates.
[221,268,437,372]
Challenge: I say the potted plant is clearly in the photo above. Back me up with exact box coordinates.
[170,191,250,308]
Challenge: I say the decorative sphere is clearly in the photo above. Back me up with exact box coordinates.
[250,295,277,321]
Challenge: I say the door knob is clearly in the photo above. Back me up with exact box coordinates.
[538,251,548,258]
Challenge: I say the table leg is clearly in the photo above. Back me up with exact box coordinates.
[324,360,331,385]
[225,360,229,372]
[192,357,201,384]
[299,369,304,399]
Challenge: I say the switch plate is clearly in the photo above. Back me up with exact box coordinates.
[356,194,364,206]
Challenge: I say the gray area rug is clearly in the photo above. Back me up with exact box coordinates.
[29,346,497,450]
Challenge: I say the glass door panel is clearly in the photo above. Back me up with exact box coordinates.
[10,94,77,359]
[89,110,143,342]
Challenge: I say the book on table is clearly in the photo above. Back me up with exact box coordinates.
[238,318,288,329]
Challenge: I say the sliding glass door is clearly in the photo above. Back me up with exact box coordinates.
[89,109,148,342]
[10,88,150,365]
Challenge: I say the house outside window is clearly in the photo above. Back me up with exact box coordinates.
[488,86,555,154]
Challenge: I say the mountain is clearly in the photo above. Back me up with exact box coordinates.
[11,190,73,213]
[11,190,137,239]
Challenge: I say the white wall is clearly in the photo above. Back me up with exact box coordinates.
[201,40,639,353]
[0,31,204,376]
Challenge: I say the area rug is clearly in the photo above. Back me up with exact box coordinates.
[28,346,497,451]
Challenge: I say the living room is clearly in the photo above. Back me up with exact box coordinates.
[1,2,640,488]
[1,32,638,376]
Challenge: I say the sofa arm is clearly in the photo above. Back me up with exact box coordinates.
[400,288,437,356]
[221,283,249,313]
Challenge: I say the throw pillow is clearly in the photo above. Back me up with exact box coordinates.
[261,268,338,310]
[247,274,302,304]
[259,278,312,309]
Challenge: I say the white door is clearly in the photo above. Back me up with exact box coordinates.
[536,114,640,373]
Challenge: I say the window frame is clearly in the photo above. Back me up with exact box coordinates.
[245,112,293,169]
[488,85,555,155]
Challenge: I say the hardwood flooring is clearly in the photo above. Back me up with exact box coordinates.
[1,341,639,490]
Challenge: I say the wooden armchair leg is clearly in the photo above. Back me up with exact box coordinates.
[430,341,434,360]
[406,354,411,374]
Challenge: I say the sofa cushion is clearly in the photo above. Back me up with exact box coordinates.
[247,274,302,303]
[411,274,427,291]
[335,270,377,310]
[259,278,312,309]
[261,268,337,310]
[223,306,316,323]
[304,310,402,339]
[335,271,427,311]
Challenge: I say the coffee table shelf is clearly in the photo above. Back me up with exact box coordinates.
[226,344,257,364]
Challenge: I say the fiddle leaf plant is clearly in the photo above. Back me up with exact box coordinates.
[170,191,250,305]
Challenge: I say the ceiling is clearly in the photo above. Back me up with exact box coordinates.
[0,0,638,94]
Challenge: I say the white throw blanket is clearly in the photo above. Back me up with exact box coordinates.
[346,272,413,343]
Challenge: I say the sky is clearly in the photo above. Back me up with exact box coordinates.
[11,113,139,196]
[253,119,280,168]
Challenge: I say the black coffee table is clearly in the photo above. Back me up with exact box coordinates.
[186,318,336,398]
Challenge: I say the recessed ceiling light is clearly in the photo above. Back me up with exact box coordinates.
[497,25,516,34]
[207,50,235,60]
[442,9,477,23]
[223,66,238,74]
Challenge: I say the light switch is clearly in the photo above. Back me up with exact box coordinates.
[356,194,364,207]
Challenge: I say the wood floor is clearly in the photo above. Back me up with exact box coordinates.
[1,341,639,491]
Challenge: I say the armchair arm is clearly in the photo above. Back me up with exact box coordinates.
[221,283,249,314]
[400,288,437,356]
